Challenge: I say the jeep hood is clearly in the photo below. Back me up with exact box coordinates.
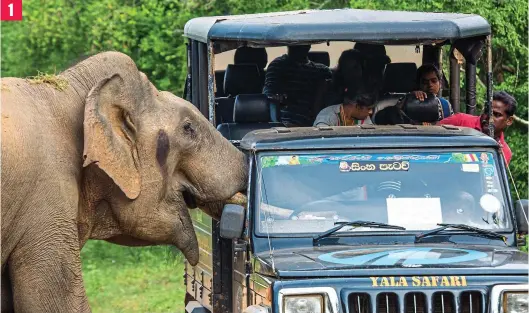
[253,244,529,278]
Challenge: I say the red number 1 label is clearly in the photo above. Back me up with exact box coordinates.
[1,0,22,21]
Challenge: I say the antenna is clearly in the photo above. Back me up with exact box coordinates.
[485,35,495,139]
[504,153,528,224]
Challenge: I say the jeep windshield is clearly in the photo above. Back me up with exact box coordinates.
[256,151,510,237]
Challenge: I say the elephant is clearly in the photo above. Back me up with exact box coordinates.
[1,51,248,312]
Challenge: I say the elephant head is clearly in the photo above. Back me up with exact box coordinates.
[81,63,248,265]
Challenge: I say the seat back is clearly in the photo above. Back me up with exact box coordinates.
[234,47,268,70]
[215,70,226,97]
[381,63,418,94]
[308,51,330,67]
[224,64,263,96]
[215,64,263,126]
[217,94,284,141]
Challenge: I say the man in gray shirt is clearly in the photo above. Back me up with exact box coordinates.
[314,91,375,126]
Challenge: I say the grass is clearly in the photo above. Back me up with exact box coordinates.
[81,240,186,313]
[25,70,68,91]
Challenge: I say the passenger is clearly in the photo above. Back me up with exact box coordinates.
[263,45,333,127]
[437,91,516,166]
[313,89,375,127]
[327,49,366,107]
[354,43,391,94]
[412,64,454,119]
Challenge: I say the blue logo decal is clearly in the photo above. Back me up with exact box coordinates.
[318,247,488,266]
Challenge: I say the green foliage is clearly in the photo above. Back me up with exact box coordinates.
[81,240,185,312]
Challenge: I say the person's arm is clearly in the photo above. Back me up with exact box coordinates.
[447,100,454,116]
[262,57,283,96]
[437,113,465,126]
[439,97,454,118]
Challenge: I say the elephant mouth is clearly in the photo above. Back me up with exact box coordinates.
[182,189,197,209]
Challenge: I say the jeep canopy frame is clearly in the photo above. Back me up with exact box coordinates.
[183,8,494,135]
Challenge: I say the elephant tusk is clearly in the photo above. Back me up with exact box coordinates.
[225,192,247,207]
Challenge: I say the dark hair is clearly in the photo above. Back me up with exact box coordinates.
[333,49,365,92]
[344,90,376,108]
[493,91,517,116]
[416,63,442,86]
[287,45,311,56]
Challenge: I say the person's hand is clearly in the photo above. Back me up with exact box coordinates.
[413,90,428,102]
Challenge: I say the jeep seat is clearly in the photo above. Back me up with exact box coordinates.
[217,94,284,141]
[372,62,418,121]
[381,62,418,94]
[308,51,330,67]
[215,64,263,126]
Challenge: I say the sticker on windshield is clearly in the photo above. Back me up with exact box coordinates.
[480,153,490,164]
[261,152,496,168]
[450,153,480,163]
[461,164,480,173]
[339,161,410,172]
[483,166,495,177]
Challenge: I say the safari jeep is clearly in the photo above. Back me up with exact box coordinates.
[181,8,529,313]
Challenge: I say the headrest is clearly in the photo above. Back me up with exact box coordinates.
[234,47,268,69]
[233,94,279,123]
[401,92,443,123]
[308,51,330,67]
[354,43,387,56]
[224,64,263,96]
[382,63,418,93]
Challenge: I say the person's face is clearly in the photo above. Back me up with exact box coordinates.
[350,103,373,120]
[480,100,513,135]
[420,71,440,94]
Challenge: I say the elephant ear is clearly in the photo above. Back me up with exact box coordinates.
[83,74,141,199]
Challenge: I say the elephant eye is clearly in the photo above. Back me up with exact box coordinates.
[183,121,195,136]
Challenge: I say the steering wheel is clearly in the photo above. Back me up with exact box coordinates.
[289,199,345,220]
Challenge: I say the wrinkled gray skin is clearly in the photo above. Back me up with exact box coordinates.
[1,51,248,313]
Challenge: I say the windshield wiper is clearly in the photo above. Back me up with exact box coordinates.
[313,220,406,243]
[415,223,507,244]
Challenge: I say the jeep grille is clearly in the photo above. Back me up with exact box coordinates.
[348,291,484,313]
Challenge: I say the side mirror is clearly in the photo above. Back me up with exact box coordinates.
[220,204,245,239]
[515,200,528,233]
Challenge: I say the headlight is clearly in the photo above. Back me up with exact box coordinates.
[503,292,528,313]
[284,295,323,313]
[490,284,528,313]
[279,287,339,313]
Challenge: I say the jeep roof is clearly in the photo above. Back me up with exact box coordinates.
[239,125,499,151]
[183,8,491,46]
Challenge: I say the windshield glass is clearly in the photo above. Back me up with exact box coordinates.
[256,151,509,236]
